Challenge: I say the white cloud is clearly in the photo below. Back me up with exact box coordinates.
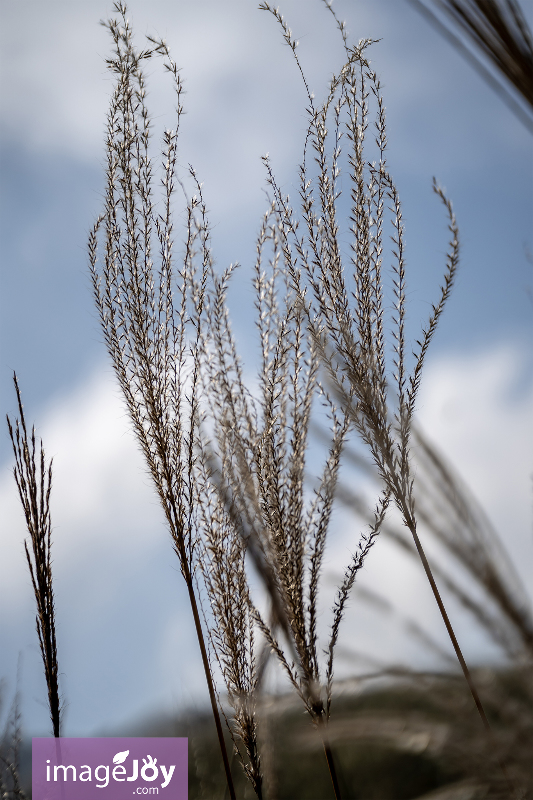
[1,0,338,165]
[1,371,160,602]
[1,0,521,183]
[1,343,530,731]
[416,344,532,594]
[0,368,206,734]
[323,343,533,673]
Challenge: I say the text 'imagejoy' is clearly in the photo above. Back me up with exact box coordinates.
[32,737,187,799]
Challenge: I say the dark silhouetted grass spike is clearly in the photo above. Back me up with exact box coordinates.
[6,374,61,739]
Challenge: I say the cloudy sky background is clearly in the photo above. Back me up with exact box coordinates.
[0,0,531,737]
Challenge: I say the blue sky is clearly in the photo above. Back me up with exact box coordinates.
[0,0,531,737]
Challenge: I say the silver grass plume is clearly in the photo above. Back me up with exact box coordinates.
[196,207,389,799]
[88,5,235,797]
[259,1,517,793]
[193,448,263,798]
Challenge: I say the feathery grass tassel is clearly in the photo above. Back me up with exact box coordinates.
[90,5,236,797]
[259,3,518,793]
[196,205,393,800]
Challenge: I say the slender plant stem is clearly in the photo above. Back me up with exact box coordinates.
[407,516,488,726]
[323,741,342,800]
[317,717,342,800]
[402,506,516,796]
[178,542,236,800]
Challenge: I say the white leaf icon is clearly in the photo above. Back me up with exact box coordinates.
[113,750,129,764]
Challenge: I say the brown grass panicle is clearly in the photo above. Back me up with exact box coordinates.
[193,450,263,798]
[6,374,61,740]
[89,4,235,797]
[195,205,390,799]
[257,1,521,792]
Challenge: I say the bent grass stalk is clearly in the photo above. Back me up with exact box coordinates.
[406,0,533,131]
